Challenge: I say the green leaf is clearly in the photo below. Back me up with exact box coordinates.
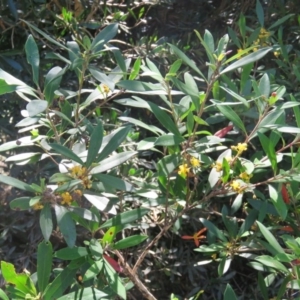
[86,122,103,168]
[222,47,272,74]
[258,272,269,300]
[113,235,147,250]
[37,241,53,293]
[54,247,88,260]
[256,221,285,255]
[103,260,126,300]
[218,256,232,276]
[102,226,119,246]
[269,14,294,30]
[54,205,76,248]
[83,261,104,282]
[220,86,249,107]
[93,173,135,192]
[129,57,141,80]
[91,151,137,174]
[199,218,227,242]
[96,126,131,163]
[268,184,287,220]
[0,79,19,95]
[168,43,206,81]
[257,132,277,173]
[259,73,270,98]
[44,66,65,104]
[212,100,247,134]
[25,35,39,87]
[256,0,264,26]
[10,197,31,210]
[255,255,288,273]
[0,288,9,300]
[100,208,149,229]
[40,204,53,242]
[89,238,103,260]
[1,261,37,296]
[50,143,84,165]
[0,174,36,192]
[43,266,77,300]
[166,59,182,79]
[56,287,108,300]
[26,100,48,117]
[91,23,118,53]
[224,284,238,300]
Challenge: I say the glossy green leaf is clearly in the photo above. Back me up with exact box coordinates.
[129,57,141,80]
[54,247,88,260]
[268,184,287,220]
[224,284,238,300]
[93,173,135,192]
[257,132,277,173]
[218,256,232,276]
[68,207,99,222]
[54,205,76,248]
[89,238,103,260]
[257,272,268,300]
[269,13,294,29]
[26,100,48,117]
[166,59,182,78]
[96,126,131,163]
[86,122,103,168]
[102,226,119,246]
[25,35,39,87]
[0,79,18,95]
[255,255,288,273]
[113,235,147,250]
[256,0,264,26]
[1,261,37,296]
[10,197,31,210]
[212,100,246,133]
[44,66,65,104]
[91,23,118,53]
[220,86,249,107]
[0,174,36,192]
[91,151,137,174]
[83,260,104,282]
[37,241,53,293]
[56,287,108,300]
[83,194,116,215]
[43,267,77,300]
[222,47,272,74]
[168,43,206,80]
[259,73,270,98]
[0,288,9,300]
[199,218,227,242]
[50,143,84,165]
[103,260,126,300]
[256,221,285,255]
[100,208,149,229]
[40,204,53,242]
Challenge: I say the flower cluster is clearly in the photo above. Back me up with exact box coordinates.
[239,172,252,183]
[253,28,271,51]
[178,156,201,177]
[32,202,44,210]
[231,143,247,155]
[230,180,245,194]
[60,190,83,206]
[70,165,92,189]
[178,164,190,177]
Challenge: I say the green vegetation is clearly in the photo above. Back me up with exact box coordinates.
[1,0,300,299]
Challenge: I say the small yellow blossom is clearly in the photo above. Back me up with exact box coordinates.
[190,157,200,167]
[273,51,280,58]
[32,202,44,210]
[61,192,73,205]
[239,172,253,183]
[231,143,247,155]
[74,189,83,196]
[259,28,271,39]
[178,164,190,177]
[230,180,245,194]
[102,84,110,94]
[70,165,92,189]
[213,161,223,172]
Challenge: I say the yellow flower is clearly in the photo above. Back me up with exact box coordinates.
[230,180,245,194]
[70,165,92,189]
[190,157,200,167]
[178,164,190,177]
[239,172,253,183]
[213,161,223,172]
[101,84,110,94]
[61,192,73,205]
[231,143,247,155]
[32,202,44,210]
[259,28,270,39]
[273,51,280,58]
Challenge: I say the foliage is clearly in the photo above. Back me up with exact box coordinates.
[1,0,300,299]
